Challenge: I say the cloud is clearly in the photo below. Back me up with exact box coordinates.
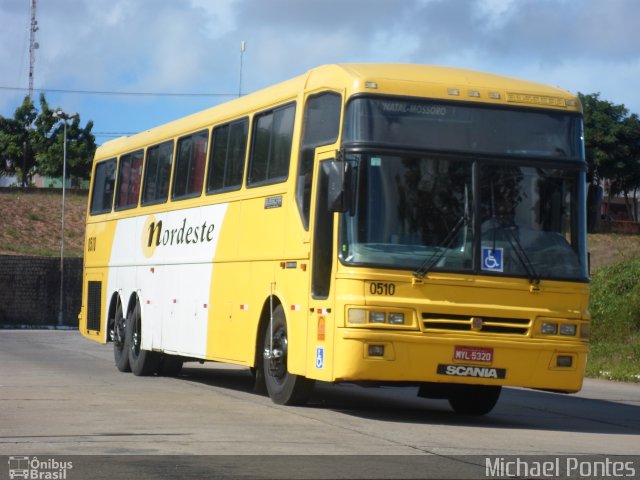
[1,0,639,138]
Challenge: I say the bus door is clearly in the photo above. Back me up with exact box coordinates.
[306,148,339,380]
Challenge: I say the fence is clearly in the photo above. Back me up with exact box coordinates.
[0,255,82,328]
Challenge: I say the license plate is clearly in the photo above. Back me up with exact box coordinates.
[453,346,493,364]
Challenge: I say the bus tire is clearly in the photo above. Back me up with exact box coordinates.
[251,366,268,395]
[263,304,314,405]
[448,385,501,415]
[126,300,160,376]
[112,301,131,372]
[157,354,183,377]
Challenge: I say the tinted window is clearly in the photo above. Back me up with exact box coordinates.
[297,92,342,228]
[173,130,208,199]
[115,150,143,210]
[142,140,174,206]
[207,118,248,194]
[344,97,583,159]
[90,159,116,215]
[248,103,295,186]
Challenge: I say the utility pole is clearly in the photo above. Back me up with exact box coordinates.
[28,0,39,101]
[53,110,79,327]
[238,41,246,97]
[23,0,39,187]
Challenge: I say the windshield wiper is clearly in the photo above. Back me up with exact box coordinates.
[486,178,539,284]
[490,219,540,285]
[414,185,470,278]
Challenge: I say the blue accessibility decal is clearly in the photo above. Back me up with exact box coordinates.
[481,247,504,272]
[315,347,324,369]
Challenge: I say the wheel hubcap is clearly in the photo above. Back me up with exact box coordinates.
[267,328,287,379]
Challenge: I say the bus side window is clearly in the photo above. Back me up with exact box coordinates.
[248,103,295,187]
[142,140,174,206]
[115,149,143,210]
[172,130,209,200]
[297,92,342,229]
[207,118,248,194]
[89,158,116,215]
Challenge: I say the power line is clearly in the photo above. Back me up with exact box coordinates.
[0,85,236,98]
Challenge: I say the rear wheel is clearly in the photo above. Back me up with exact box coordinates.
[127,300,161,376]
[263,304,314,405]
[112,301,130,372]
[448,385,501,415]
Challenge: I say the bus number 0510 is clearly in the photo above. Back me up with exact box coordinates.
[369,282,396,296]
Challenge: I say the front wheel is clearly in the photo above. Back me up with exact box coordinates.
[126,300,160,376]
[448,385,501,415]
[262,304,314,405]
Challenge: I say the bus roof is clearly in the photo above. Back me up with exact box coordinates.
[95,63,580,160]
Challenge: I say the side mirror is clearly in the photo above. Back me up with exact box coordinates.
[324,160,352,213]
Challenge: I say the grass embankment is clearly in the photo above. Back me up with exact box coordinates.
[588,257,640,382]
[0,188,638,380]
[0,189,87,257]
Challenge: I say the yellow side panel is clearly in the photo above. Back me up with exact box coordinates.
[79,218,118,342]
[207,261,253,363]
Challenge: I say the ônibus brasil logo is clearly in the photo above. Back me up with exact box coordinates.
[8,456,73,479]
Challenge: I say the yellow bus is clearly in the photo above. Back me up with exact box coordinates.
[79,64,589,414]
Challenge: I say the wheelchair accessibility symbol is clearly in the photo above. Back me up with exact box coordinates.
[315,347,324,369]
[481,247,504,272]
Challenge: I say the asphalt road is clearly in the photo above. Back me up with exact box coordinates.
[1,330,639,479]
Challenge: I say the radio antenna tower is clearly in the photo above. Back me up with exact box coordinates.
[28,0,39,100]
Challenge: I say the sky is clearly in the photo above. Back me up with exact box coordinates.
[1,0,639,145]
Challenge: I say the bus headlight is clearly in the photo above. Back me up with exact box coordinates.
[559,324,577,336]
[541,322,558,335]
[347,308,413,328]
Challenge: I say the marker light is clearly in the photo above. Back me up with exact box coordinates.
[559,324,577,336]
[369,311,386,323]
[541,322,558,335]
[447,88,460,96]
[468,90,480,98]
[365,81,378,89]
[580,323,590,340]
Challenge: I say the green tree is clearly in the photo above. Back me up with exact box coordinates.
[0,94,95,186]
[579,93,640,227]
[0,96,38,186]
[579,92,629,185]
[34,95,96,182]
[609,114,640,220]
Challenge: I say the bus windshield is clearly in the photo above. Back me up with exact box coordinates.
[343,97,583,159]
[339,153,588,281]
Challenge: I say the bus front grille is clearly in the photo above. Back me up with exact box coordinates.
[421,312,530,335]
